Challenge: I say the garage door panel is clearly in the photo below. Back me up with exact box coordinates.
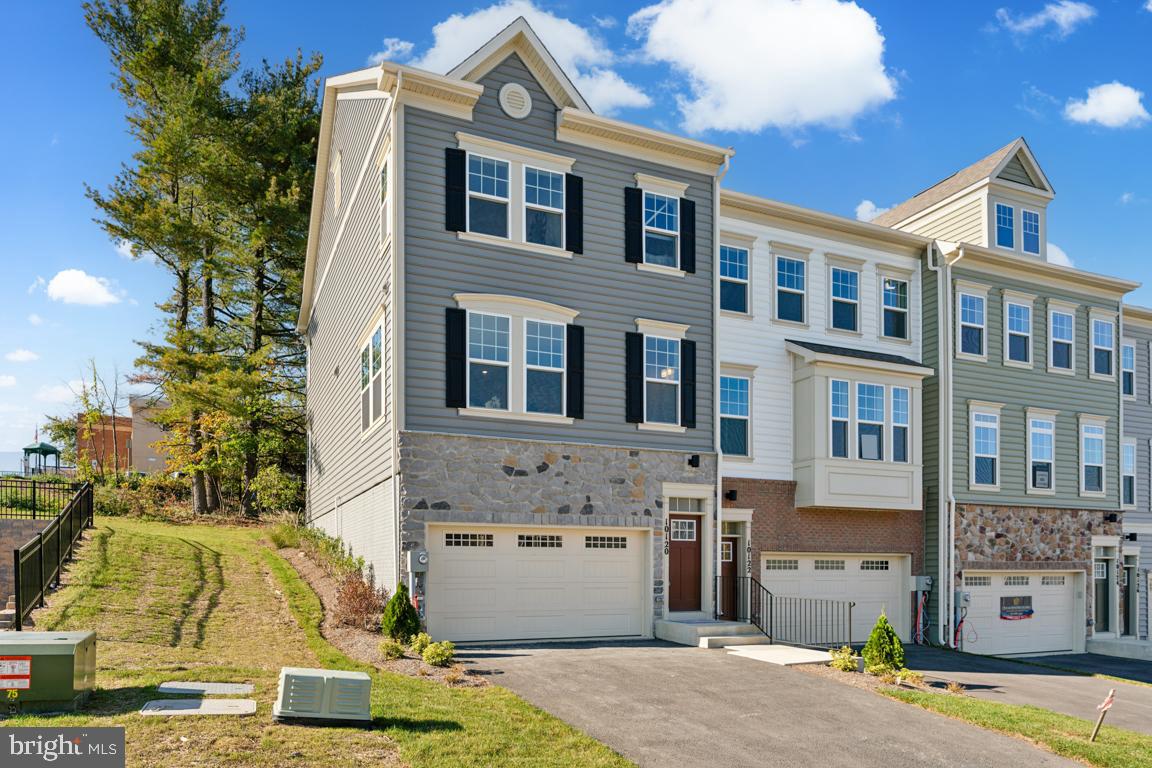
[585,559,633,580]
[516,559,567,580]
[962,571,1075,655]
[442,558,499,580]
[582,585,635,610]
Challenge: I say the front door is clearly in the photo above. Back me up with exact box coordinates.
[668,515,701,612]
[1094,559,1112,633]
[1124,565,1137,636]
[718,537,739,620]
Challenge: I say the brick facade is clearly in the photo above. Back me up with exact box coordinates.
[723,477,924,573]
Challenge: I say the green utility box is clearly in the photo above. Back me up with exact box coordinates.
[0,631,96,714]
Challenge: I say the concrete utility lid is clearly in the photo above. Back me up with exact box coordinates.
[157,682,254,695]
[725,645,832,666]
[140,699,257,716]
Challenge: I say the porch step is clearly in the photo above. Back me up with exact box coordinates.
[654,618,766,647]
[0,609,16,630]
[1086,637,1152,662]
[698,635,773,649]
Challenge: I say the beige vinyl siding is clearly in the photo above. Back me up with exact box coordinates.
[901,196,984,246]
[402,53,715,451]
[997,156,1038,188]
[921,260,941,619]
[1121,319,1152,638]
[951,266,1121,509]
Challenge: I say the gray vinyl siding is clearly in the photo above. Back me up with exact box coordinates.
[904,197,984,246]
[952,267,1121,509]
[998,156,1037,188]
[1121,319,1152,638]
[402,53,715,451]
[306,95,395,531]
[921,262,941,618]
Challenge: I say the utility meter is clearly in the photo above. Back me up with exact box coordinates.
[407,549,429,573]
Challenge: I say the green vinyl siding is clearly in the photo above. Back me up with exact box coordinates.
[921,261,942,624]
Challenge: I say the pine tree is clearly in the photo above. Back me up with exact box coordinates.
[862,612,906,673]
[382,583,422,640]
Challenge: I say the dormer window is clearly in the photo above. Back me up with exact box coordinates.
[1022,210,1041,255]
[995,203,1014,249]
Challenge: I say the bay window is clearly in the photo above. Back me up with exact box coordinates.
[857,383,885,461]
[892,387,910,463]
[830,380,849,458]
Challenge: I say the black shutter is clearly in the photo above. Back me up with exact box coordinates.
[680,339,696,428]
[444,147,466,232]
[445,307,466,408]
[565,174,584,254]
[625,332,644,423]
[624,187,643,264]
[679,197,696,274]
[566,324,584,419]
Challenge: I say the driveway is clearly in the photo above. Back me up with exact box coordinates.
[459,641,1076,768]
[905,646,1152,735]
[1041,652,1152,684]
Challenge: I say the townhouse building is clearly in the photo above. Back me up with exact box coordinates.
[298,19,731,643]
[1121,305,1152,643]
[873,140,1137,655]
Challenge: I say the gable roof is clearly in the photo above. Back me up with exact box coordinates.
[872,138,1052,228]
[786,339,924,368]
[447,16,591,112]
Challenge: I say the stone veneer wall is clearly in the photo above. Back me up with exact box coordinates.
[396,430,718,619]
[0,519,50,602]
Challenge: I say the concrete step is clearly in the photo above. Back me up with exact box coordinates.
[0,609,16,629]
[1087,637,1152,661]
[699,634,772,649]
[654,619,765,646]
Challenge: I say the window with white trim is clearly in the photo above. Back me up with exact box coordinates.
[525,320,565,415]
[467,312,510,410]
[882,276,909,340]
[360,323,384,432]
[972,410,1000,487]
[857,383,885,461]
[523,167,564,248]
[959,292,986,357]
[1081,422,1105,494]
[644,335,680,425]
[721,540,734,562]
[720,245,749,314]
[1122,343,1136,398]
[1092,318,1115,377]
[892,387,910,463]
[776,256,806,323]
[1094,561,1107,580]
[643,192,679,268]
[670,518,697,541]
[1006,300,1032,364]
[1022,210,1040,255]
[1029,417,1054,491]
[1123,440,1136,507]
[995,203,1014,248]
[830,379,849,459]
[1049,309,1074,371]
[830,266,859,332]
[467,154,510,238]
[720,375,750,456]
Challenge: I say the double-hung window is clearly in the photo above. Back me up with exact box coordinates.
[1081,421,1105,494]
[720,245,750,313]
[1122,343,1136,398]
[995,203,1014,249]
[1092,318,1115,377]
[830,267,859,332]
[643,193,679,268]
[830,380,849,458]
[525,320,565,414]
[882,277,909,340]
[1049,308,1074,372]
[857,383,885,461]
[1022,210,1040,255]
[720,375,750,456]
[467,154,510,238]
[776,256,806,323]
[1123,440,1136,507]
[360,324,384,432]
[644,336,680,424]
[959,292,986,357]
[1028,416,1054,491]
[524,167,564,248]
[972,410,1000,487]
[1006,300,1032,365]
[467,312,510,410]
[891,387,910,463]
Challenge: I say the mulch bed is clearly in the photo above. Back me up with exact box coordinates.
[279,548,488,687]
[797,659,963,696]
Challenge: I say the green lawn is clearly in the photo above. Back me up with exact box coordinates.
[8,517,631,768]
[885,688,1152,768]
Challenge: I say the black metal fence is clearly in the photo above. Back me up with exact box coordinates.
[0,479,84,518]
[717,575,855,649]
[12,482,94,631]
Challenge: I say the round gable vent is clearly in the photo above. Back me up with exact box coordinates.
[498,83,532,119]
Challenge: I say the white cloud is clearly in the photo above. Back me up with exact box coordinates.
[27,276,45,294]
[367,37,416,65]
[1064,82,1150,128]
[1047,242,1074,267]
[406,1,651,114]
[27,314,42,326]
[5,349,38,363]
[0,376,14,388]
[35,380,83,405]
[627,0,896,134]
[593,15,617,29]
[1120,192,1135,205]
[45,269,121,306]
[1145,0,1152,12]
[995,1,1097,38]
[855,200,890,222]
[115,240,134,259]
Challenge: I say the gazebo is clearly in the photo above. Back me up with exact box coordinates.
[22,441,61,475]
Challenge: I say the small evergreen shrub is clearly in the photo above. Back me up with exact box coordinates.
[829,645,859,673]
[422,640,455,667]
[379,639,405,660]
[862,613,906,674]
[382,582,421,640]
[409,632,432,655]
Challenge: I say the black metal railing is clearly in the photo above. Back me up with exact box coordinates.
[716,575,855,648]
[12,482,94,631]
[0,479,84,519]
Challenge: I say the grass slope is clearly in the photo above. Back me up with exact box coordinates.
[8,517,630,768]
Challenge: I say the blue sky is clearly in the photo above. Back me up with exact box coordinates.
[2,0,1150,453]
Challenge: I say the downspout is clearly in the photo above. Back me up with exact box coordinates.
[713,153,733,619]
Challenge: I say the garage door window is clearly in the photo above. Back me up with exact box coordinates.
[815,559,845,570]
[670,519,697,541]
[1004,575,1029,586]
[860,560,889,571]
[446,532,493,547]
[518,534,562,548]
[765,559,798,570]
[965,575,991,586]
[1041,575,1065,586]
[586,536,627,549]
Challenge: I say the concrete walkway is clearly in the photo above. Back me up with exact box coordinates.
[905,646,1152,735]
[460,641,1076,768]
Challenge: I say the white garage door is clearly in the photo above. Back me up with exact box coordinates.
[426,525,647,642]
[960,571,1076,656]
[761,554,910,643]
